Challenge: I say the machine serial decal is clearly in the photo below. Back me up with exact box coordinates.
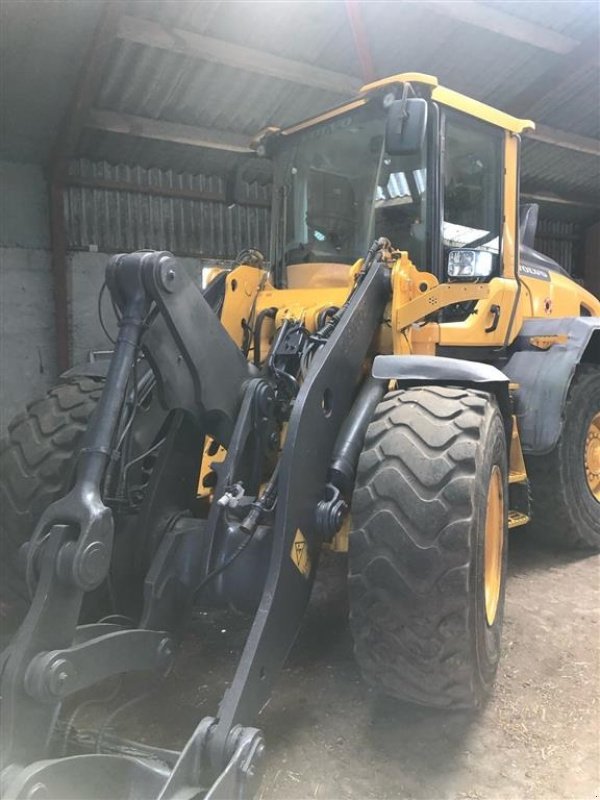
[291,529,311,578]
[520,264,551,282]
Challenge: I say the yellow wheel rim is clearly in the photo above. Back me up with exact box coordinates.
[484,465,504,627]
[584,412,600,502]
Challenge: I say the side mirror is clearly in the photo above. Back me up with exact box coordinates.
[385,98,428,156]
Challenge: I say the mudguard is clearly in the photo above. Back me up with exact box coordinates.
[503,317,600,454]
[372,354,512,440]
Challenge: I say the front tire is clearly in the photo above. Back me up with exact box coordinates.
[348,386,508,709]
[526,365,600,550]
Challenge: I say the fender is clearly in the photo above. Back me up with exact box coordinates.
[372,354,512,442]
[503,317,600,454]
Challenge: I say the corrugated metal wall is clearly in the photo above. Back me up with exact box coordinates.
[535,219,582,275]
[64,158,271,258]
[62,158,586,276]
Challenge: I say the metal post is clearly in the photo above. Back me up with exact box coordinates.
[49,179,70,373]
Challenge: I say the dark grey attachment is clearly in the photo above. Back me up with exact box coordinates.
[519,203,539,249]
[504,316,600,453]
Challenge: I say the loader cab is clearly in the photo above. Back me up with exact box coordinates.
[266,74,521,290]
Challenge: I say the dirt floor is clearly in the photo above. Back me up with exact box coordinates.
[81,534,599,800]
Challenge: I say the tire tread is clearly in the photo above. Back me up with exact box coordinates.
[525,365,600,549]
[0,377,102,624]
[349,386,500,708]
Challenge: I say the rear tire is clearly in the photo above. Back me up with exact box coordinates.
[525,365,600,550]
[0,377,104,637]
[348,386,508,709]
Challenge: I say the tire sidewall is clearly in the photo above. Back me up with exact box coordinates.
[471,406,509,700]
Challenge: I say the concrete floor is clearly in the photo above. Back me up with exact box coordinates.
[85,535,599,800]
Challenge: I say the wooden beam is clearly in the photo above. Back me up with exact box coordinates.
[117,14,361,96]
[49,183,70,374]
[51,1,121,173]
[509,34,599,117]
[87,109,253,153]
[67,175,222,202]
[65,174,270,208]
[50,1,121,373]
[521,188,600,209]
[527,125,600,157]
[430,1,578,54]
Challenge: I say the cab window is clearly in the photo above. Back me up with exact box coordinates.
[442,113,503,271]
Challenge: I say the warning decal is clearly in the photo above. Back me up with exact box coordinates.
[291,529,311,578]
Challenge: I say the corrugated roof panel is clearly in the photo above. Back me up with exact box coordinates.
[97,44,345,135]
[522,139,600,196]
[523,64,600,138]
[1,0,597,228]
[485,0,598,38]
[0,0,103,162]
[124,0,358,73]
[356,3,564,112]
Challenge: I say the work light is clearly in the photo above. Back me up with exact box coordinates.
[447,249,493,278]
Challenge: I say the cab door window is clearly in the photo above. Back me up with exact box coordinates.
[442,113,503,273]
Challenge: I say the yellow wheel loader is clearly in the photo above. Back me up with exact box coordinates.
[1,73,599,799]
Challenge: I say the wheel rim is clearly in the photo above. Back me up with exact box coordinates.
[484,465,504,627]
[584,412,600,502]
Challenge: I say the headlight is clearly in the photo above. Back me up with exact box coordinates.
[447,249,493,279]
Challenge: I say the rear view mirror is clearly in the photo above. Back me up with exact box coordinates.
[385,98,428,156]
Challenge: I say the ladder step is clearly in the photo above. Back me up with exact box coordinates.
[508,510,530,529]
[509,470,528,484]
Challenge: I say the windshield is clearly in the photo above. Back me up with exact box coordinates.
[271,103,428,285]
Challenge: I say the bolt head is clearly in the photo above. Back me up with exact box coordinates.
[76,541,109,590]
[159,260,178,292]
[47,658,77,697]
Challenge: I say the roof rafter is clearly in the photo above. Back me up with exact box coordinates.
[52,1,121,171]
[88,107,600,167]
[527,125,600,157]
[429,1,579,54]
[116,14,361,96]
[521,187,600,209]
[87,109,254,153]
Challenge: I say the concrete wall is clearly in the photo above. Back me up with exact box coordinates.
[69,252,212,366]
[0,159,224,433]
[0,160,55,431]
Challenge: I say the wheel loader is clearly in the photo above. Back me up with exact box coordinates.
[1,72,599,799]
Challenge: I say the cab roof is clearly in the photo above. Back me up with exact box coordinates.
[263,72,535,142]
[361,73,535,134]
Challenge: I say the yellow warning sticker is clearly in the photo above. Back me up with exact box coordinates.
[291,529,311,578]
